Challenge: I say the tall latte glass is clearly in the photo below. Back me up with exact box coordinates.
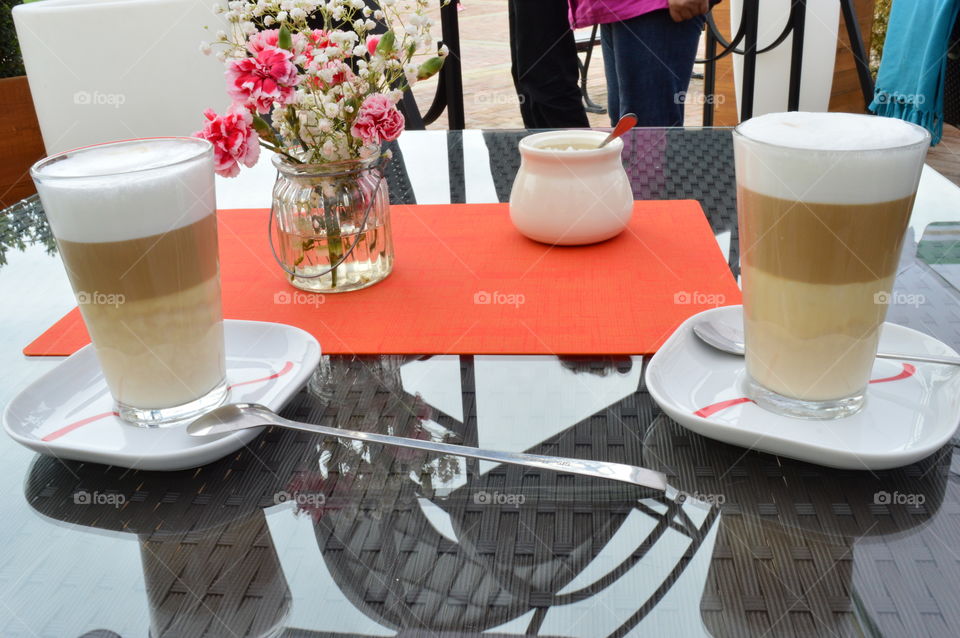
[734,112,929,419]
[31,138,228,426]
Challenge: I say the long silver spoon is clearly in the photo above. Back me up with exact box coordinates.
[693,319,960,366]
[598,113,638,148]
[188,403,668,492]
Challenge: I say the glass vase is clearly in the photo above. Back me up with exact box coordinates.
[271,155,393,292]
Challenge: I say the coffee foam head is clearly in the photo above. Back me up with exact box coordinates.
[32,138,216,243]
[734,112,930,204]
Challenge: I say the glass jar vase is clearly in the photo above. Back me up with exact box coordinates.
[271,155,393,292]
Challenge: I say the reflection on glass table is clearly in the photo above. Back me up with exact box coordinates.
[3,129,960,637]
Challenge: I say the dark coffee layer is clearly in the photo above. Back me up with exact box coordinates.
[58,212,219,302]
[738,188,914,283]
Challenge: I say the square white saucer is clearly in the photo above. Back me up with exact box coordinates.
[645,305,960,470]
[3,320,321,471]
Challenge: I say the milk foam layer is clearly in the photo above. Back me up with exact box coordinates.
[33,138,215,243]
[734,112,929,204]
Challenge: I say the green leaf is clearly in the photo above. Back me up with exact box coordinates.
[278,24,292,51]
[376,30,396,56]
[417,56,444,80]
[251,114,278,145]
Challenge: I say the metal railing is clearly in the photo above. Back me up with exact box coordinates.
[699,0,874,125]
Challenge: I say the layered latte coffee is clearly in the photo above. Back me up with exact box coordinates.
[733,112,929,418]
[32,138,227,425]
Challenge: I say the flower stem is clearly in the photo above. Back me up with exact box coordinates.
[318,186,344,288]
[259,141,303,164]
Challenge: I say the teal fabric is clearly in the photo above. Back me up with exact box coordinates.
[869,0,960,145]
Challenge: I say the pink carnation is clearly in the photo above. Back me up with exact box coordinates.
[249,29,320,56]
[247,29,280,55]
[366,36,380,56]
[193,105,260,178]
[350,94,405,145]
[226,46,299,113]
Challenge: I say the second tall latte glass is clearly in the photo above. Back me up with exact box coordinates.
[734,112,929,419]
[31,138,228,426]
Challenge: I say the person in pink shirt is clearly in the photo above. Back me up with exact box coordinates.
[569,0,714,126]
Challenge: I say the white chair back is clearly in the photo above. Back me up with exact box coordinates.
[13,0,230,154]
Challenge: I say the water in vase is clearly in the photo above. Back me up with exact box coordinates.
[276,220,394,292]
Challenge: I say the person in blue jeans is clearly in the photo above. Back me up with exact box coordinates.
[568,0,713,126]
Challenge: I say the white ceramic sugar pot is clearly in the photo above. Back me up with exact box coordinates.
[509,130,634,245]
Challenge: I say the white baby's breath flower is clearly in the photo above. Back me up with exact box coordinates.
[352,44,367,57]
[321,139,337,160]
[403,63,418,87]
[290,7,307,19]
[263,14,276,25]
[319,67,337,83]
[438,44,449,58]
[199,41,213,55]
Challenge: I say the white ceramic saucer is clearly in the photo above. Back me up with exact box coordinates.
[3,320,321,471]
[646,305,960,470]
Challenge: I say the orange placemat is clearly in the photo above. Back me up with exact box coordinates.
[25,202,740,356]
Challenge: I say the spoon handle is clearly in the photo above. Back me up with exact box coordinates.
[599,113,638,148]
[266,412,667,492]
[877,351,960,366]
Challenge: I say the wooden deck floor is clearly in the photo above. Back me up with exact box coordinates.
[926,125,960,188]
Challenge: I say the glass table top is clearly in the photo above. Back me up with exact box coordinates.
[1,128,960,637]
